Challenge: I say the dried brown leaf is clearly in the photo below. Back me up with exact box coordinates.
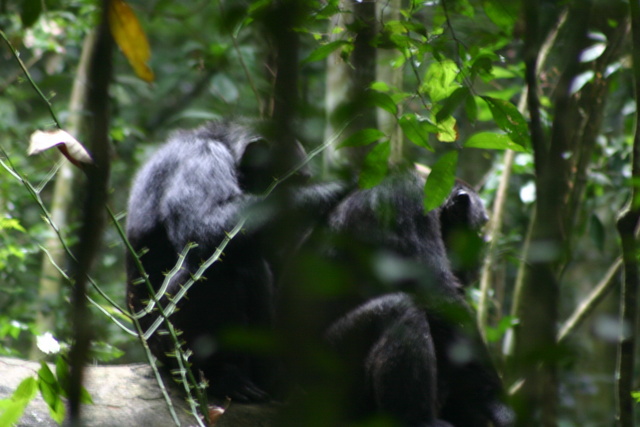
[28,129,93,167]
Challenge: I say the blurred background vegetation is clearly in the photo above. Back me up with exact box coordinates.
[0,0,638,426]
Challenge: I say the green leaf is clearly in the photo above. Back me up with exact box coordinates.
[55,357,70,398]
[367,91,398,116]
[464,132,528,152]
[359,141,391,189]
[0,399,29,427]
[0,376,38,425]
[338,128,385,148]
[20,0,42,28]
[38,362,57,387]
[0,218,26,232]
[422,60,459,102]
[480,96,530,149]
[465,93,478,123]
[435,87,470,123]
[38,361,65,424]
[371,81,391,92]
[13,377,38,401]
[453,0,475,17]
[485,315,518,342]
[302,40,349,64]
[80,387,94,405]
[399,114,435,151]
[48,397,65,425]
[51,359,90,405]
[424,151,458,212]
[482,0,519,35]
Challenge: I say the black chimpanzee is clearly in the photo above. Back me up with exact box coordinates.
[126,120,512,426]
[276,170,512,426]
[439,179,489,287]
[125,120,345,402]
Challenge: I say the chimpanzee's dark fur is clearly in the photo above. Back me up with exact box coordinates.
[126,121,512,426]
[276,171,512,426]
[125,121,344,402]
[440,180,489,286]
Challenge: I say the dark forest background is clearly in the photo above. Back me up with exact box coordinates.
[0,0,639,426]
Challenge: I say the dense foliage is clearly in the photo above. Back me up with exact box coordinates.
[0,0,638,426]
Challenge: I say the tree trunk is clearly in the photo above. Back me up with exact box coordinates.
[29,24,96,360]
[66,2,113,423]
[508,2,591,425]
[323,0,377,172]
[615,2,640,425]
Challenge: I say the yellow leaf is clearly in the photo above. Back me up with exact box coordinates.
[436,116,458,143]
[108,0,154,82]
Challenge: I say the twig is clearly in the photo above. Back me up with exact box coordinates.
[0,30,61,128]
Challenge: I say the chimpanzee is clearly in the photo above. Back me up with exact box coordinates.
[276,170,512,426]
[126,120,511,425]
[125,120,346,402]
[439,180,489,287]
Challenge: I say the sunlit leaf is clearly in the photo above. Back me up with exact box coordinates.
[12,377,38,402]
[436,115,458,142]
[424,150,458,212]
[371,81,391,92]
[422,60,459,102]
[465,132,528,152]
[485,316,518,342]
[0,218,26,233]
[0,399,29,427]
[108,0,155,82]
[28,129,93,167]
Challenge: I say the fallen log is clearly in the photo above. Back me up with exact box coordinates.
[0,357,275,427]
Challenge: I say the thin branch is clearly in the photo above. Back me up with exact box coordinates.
[0,30,61,128]
[557,257,622,344]
[478,7,569,335]
[615,1,640,424]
